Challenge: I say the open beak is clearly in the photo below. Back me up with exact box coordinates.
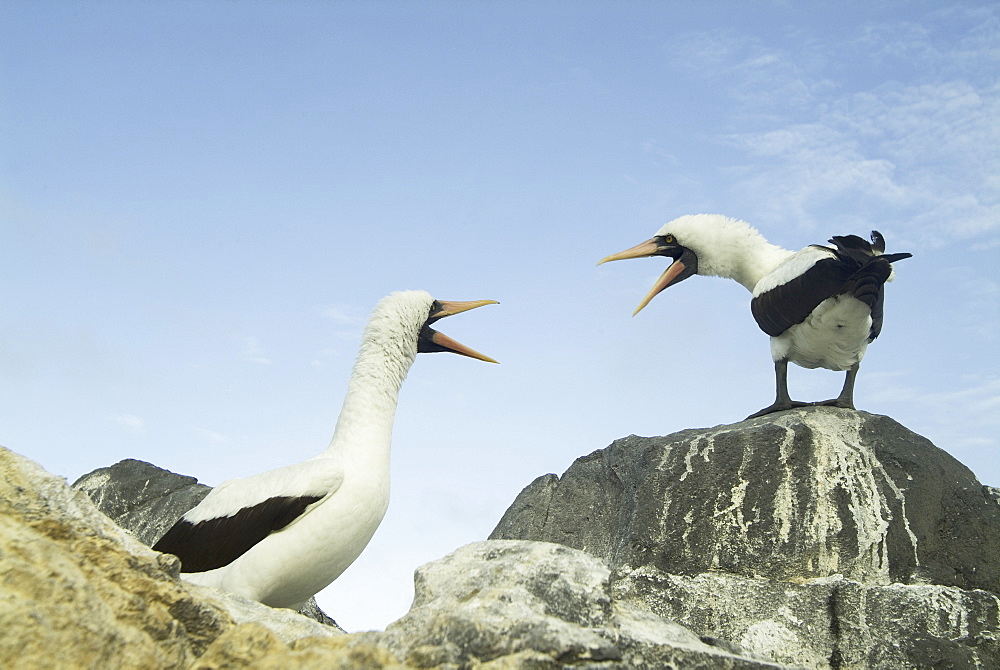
[597,238,662,266]
[420,299,499,363]
[429,299,498,320]
[599,238,698,316]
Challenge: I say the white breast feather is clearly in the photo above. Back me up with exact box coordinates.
[771,295,873,370]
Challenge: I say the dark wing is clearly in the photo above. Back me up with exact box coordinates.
[752,231,912,339]
[752,252,853,337]
[844,251,912,340]
[833,233,912,341]
[152,494,322,573]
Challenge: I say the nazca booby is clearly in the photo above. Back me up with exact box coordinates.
[152,290,497,610]
[598,214,911,418]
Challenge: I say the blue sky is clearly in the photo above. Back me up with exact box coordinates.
[2,1,997,631]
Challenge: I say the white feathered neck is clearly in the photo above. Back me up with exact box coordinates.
[321,290,434,464]
[657,214,794,291]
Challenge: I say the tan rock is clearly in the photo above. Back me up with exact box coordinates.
[0,446,231,669]
[0,446,359,669]
[193,624,407,669]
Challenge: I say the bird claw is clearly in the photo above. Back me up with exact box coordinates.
[811,399,856,410]
[745,401,810,420]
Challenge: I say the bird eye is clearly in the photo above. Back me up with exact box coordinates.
[661,234,675,244]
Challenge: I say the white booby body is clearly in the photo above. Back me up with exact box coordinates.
[757,245,873,372]
[599,214,911,417]
[153,290,497,610]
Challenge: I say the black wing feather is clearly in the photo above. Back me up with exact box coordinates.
[752,255,853,337]
[152,494,322,573]
[751,231,911,339]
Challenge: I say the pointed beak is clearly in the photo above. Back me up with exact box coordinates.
[421,299,499,363]
[429,299,499,320]
[597,238,662,266]
[632,260,692,316]
[599,238,698,316]
[426,329,499,364]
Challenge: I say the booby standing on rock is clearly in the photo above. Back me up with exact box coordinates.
[598,214,911,418]
[152,290,497,610]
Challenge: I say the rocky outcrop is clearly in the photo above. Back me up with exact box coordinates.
[3,445,790,668]
[0,445,345,669]
[8,407,997,668]
[378,540,781,668]
[614,569,999,669]
[73,458,210,547]
[491,407,1000,668]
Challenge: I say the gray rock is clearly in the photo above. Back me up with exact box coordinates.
[615,566,1000,668]
[73,458,342,630]
[379,540,788,669]
[73,458,210,546]
[491,408,1000,593]
[186,583,342,644]
[491,407,1000,668]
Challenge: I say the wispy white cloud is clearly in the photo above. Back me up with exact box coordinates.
[111,414,145,434]
[723,124,910,230]
[310,346,345,368]
[310,303,368,367]
[196,428,228,444]
[660,9,999,245]
[664,30,832,112]
[241,337,272,366]
[318,304,367,328]
[853,21,936,64]
[867,373,1000,433]
[729,80,998,241]
[950,273,1000,342]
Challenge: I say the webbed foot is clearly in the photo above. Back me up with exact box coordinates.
[746,400,810,420]
[812,398,856,410]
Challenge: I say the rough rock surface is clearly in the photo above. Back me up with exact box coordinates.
[0,445,345,669]
[493,408,1000,592]
[73,458,210,546]
[5,445,795,668]
[491,407,1000,668]
[616,568,999,669]
[73,458,339,629]
[10,405,998,668]
[188,624,403,669]
[378,540,784,669]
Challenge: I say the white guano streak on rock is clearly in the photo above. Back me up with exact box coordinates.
[798,411,895,582]
[713,478,749,528]
[716,426,772,536]
[710,432,762,570]
[678,435,714,482]
[677,435,715,553]
[774,426,798,544]
[874,462,921,568]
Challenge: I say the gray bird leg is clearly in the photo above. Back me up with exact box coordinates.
[746,359,809,419]
[815,363,859,410]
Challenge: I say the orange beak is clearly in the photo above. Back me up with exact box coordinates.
[422,299,499,363]
[599,237,698,316]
